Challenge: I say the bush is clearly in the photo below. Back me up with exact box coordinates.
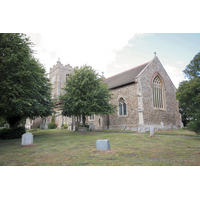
[48,122,57,129]
[0,127,26,140]
[80,124,89,128]
[61,124,68,129]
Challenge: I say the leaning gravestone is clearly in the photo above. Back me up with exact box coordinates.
[150,125,154,136]
[22,132,33,146]
[96,140,110,151]
[121,124,126,130]
[89,123,93,131]
[125,127,131,131]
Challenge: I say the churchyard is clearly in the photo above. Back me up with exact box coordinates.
[0,129,199,166]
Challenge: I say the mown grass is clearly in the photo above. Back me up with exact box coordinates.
[0,129,200,166]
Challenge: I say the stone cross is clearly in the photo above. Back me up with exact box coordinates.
[22,132,33,146]
[150,125,154,136]
[96,140,110,151]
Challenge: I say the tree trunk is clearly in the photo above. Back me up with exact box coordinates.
[82,115,86,127]
[6,116,21,129]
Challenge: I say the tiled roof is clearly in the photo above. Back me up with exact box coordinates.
[103,61,150,89]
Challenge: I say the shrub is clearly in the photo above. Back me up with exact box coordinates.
[61,124,68,129]
[48,122,57,129]
[0,127,26,140]
[80,124,89,128]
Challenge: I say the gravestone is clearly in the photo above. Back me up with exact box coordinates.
[169,124,173,130]
[138,127,145,133]
[89,123,93,131]
[22,132,33,146]
[121,124,126,130]
[181,122,184,129]
[125,127,131,131]
[68,124,71,130]
[96,140,110,151]
[150,125,154,136]
[161,122,164,130]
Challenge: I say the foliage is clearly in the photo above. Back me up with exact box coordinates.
[61,123,68,129]
[176,52,200,133]
[0,117,7,127]
[0,33,54,129]
[48,122,57,129]
[0,127,25,140]
[59,65,116,126]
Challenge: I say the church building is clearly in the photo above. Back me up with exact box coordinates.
[37,54,181,131]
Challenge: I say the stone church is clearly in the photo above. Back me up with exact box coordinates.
[28,55,181,131]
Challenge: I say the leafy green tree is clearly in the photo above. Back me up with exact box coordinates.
[59,65,116,127]
[0,33,54,129]
[176,52,200,134]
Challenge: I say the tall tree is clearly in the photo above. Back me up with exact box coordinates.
[59,65,116,127]
[176,52,200,134]
[0,33,54,129]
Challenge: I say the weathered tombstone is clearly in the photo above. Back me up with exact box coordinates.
[96,140,110,151]
[150,125,154,136]
[121,124,126,130]
[89,123,93,131]
[68,124,71,130]
[22,132,33,146]
[125,127,131,131]
[169,124,173,130]
[161,122,164,130]
[181,122,184,129]
[138,127,145,133]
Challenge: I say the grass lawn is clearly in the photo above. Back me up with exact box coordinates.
[0,129,200,166]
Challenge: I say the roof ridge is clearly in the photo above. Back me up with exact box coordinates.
[104,61,150,81]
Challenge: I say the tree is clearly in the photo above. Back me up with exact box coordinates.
[59,65,116,127]
[0,33,54,129]
[176,52,200,134]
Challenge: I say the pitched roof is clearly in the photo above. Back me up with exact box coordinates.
[103,61,150,89]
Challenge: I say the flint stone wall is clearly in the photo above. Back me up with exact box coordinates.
[139,57,181,129]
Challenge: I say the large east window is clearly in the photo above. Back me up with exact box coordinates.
[153,75,164,109]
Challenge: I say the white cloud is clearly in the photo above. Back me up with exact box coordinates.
[164,64,187,88]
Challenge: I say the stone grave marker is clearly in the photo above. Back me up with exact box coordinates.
[89,123,93,131]
[125,127,131,131]
[138,127,145,133]
[22,132,33,146]
[150,125,154,137]
[161,122,164,130]
[181,122,184,129]
[96,140,110,151]
[121,124,126,130]
[169,124,173,130]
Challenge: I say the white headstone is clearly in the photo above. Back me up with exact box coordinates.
[181,122,184,129]
[96,140,110,151]
[138,127,145,133]
[161,122,164,130]
[22,132,33,146]
[150,125,154,136]
[121,124,126,130]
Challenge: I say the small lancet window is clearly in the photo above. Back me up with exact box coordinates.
[153,75,164,109]
[119,98,127,116]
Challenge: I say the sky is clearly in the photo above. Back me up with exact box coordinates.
[26,32,200,88]
[1,0,198,89]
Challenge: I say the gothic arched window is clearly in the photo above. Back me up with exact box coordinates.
[119,98,127,116]
[153,75,164,109]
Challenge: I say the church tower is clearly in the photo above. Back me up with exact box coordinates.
[49,58,78,99]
